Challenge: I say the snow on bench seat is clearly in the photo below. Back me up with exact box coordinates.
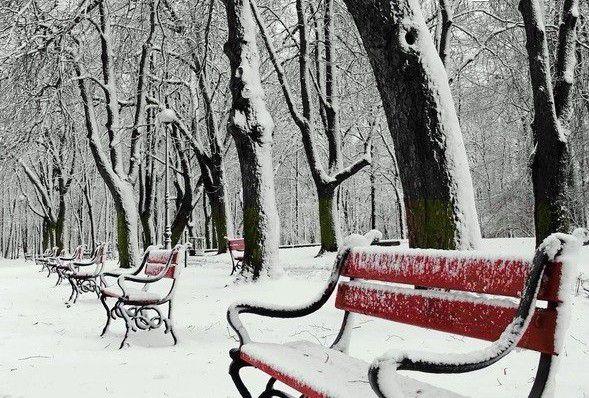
[101,286,161,303]
[240,340,465,398]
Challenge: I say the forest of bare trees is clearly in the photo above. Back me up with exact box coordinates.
[0,0,587,279]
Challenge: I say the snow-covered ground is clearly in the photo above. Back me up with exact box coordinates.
[1,239,588,398]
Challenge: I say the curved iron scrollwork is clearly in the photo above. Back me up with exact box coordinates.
[108,301,176,349]
[76,278,99,294]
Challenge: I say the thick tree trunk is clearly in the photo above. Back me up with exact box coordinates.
[55,197,66,251]
[519,0,577,245]
[82,180,97,251]
[224,0,280,280]
[317,185,340,253]
[342,0,481,250]
[111,183,141,268]
[209,187,230,253]
[42,217,52,251]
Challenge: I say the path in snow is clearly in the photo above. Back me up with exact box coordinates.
[0,239,587,397]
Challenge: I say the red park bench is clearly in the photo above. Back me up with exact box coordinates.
[228,238,245,275]
[227,234,579,398]
[64,243,108,305]
[36,246,59,275]
[99,244,185,349]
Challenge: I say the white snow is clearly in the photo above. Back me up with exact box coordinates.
[1,238,588,397]
[157,108,177,124]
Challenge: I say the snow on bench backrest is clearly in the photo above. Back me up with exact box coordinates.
[228,238,245,252]
[73,245,84,260]
[335,247,563,354]
[144,248,184,279]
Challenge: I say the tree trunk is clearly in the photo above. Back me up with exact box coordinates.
[519,0,577,245]
[111,183,141,268]
[82,179,97,251]
[342,0,481,250]
[317,185,340,254]
[55,196,66,251]
[224,0,280,280]
[209,187,230,253]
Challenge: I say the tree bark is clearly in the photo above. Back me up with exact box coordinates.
[224,0,280,280]
[341,0,482,250]
[519,0,577,245]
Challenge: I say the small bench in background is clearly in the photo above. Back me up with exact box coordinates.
[228,238,245,275]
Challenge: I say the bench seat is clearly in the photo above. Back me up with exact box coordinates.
[101,286,162,303]
[240,341,465,398]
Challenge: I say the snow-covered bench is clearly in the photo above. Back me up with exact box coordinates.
[64,243,108,305]
[36,246,58,274]
[53,245,85,286]
[228,238,245,275]
[99,245,185,349]
[227,234,579,398]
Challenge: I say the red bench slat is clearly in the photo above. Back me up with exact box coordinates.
[145,249,181,278]
[342,248,562,302]
[228,238,245,251]
[335,281,557,354]
[240,352,325,398]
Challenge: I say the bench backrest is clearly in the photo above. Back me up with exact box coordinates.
[335,247,563,355]
[72,245,84,260]
[144,246,185,279]
[228,238,245,252]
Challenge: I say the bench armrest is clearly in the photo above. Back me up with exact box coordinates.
[116,272,166,299]
[367,234,576,396]
[227,248,351,346]
[73,259,97,267]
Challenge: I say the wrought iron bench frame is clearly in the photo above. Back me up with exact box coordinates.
[35,247,58,274]
[228,238,245,275]
[98,244,185,349]
[227,234,578,398]
[64,243,108,305]
[53,245,85,286]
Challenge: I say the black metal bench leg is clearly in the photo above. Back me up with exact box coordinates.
[229,350,253,398]
[259,378,297,398]
[528,353,553,398]
[66,277,77,306]
[100,295,112,336]
[72,280,80,303]
[118,302,132,349]
[93,278,101,298]
[167,301,178,345]
[55,269,63,286]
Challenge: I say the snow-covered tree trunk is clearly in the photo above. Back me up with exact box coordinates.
[520,0,578,245]
[342,0,481,250]
[224,0,280,280]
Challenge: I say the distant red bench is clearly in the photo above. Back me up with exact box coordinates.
[227,234,578,398]
[228,238,245,275]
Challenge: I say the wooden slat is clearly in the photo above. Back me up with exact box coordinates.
[335,281,557,354]
[342,248,562,302]
[240,352,325,398]
[228,238,245,251]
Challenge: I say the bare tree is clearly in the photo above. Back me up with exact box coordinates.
[519,0,579,245]
[19,126,76,251]
[72,1,157,267]
[252,0,371,254]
